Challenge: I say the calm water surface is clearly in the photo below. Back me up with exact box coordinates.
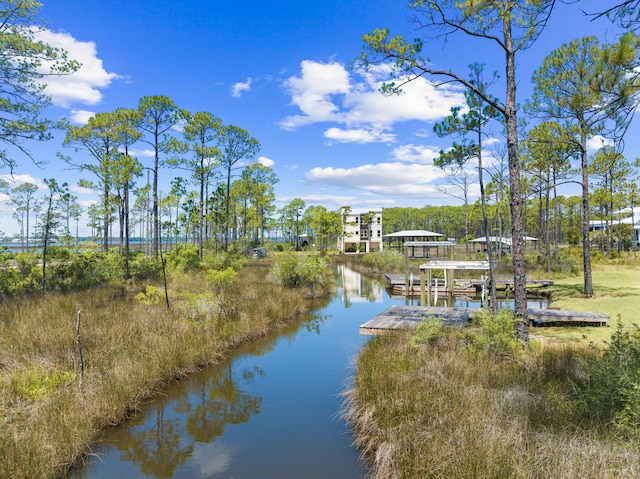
[69,266,400,479]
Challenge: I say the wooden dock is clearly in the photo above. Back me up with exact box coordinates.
[385,274,477,294]
[359,305,470,334]
[360,305,609,335]
[527,308,609,327]
[385,274,554,295]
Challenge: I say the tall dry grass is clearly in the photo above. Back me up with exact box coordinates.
[343,331,640,479]
[0,261,310,478]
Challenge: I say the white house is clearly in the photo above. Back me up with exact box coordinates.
[338,211,383,253]
[590,207,640,248]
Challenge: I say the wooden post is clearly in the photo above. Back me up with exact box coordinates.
[76,308,84,390]
[420,268,426,306]
[404,247,410,303]
[427,269,432,306]
[448,269,455,296]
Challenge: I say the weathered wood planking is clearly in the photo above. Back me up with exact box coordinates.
[359,305,470,335]
[528,308,609,326]
[360,305,610,335]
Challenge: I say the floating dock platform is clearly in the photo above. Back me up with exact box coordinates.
[360,305,609,335]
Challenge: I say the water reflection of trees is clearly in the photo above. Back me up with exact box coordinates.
[91,277,338,477]
[117,403,193,478]
[112,358,262,477]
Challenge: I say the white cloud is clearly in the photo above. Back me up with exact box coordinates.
[34,29,120,108]
[279,60,466,141]
[79,199,98,209]
[0,174,46,190]
[231,77,253,98]
[129,148,156,158]
[0,193,10,212]
[258,156,274,167]
[324,127,395,144]
[391,144,441,164]
[276,193,396,210]
[587,135,614,151]
[70,184,97,195]
[278,193,355,205]
[280,60,352,129]
[483,137,502,146]
[69,109,95,125]
[306,162,447,197]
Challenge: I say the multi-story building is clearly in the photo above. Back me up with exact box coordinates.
[338,210,383,253]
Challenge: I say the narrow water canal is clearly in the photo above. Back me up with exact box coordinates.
[69,266,400,479]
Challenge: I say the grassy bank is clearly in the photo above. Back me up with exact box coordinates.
[0,259,324,478]
[344,255,640,479]
[344,326,640,479]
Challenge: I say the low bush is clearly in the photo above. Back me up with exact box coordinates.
[359,249,406,272]
[464,308,523,360]
[409,315,445,348]
[572,319,640,434]
[270,254,331,297]
[202,250,242,271]
[129,252,162,282]
[49,251,124,290]
[166,245,201,273]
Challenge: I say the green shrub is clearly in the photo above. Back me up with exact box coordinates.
[50,251,124,290]
[554,252,579,276]
[12,367,75,401]
[129,253,162,281]
[166,245,201,272]
[207,267,239,321]
[271,254,331,296]
[464,308,522,360]
[207,267,237,290]
[134,285,164,305]
[410,315,445,348]
[202,250,241,271]
[15,252,38,277]
[572,320,640,433]
[45,246,71,260]
[360,249,406,272]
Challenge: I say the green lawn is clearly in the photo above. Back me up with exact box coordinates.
[533,265,640,344]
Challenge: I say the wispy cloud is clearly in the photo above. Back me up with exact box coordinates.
[306,162,448,198]
[276,193,396,210]
[324,127,395,144]
[391,144,442,164]
[70,184,97,195]
[231,77,253,98]
[0,174,47,189]
[129,148,156,158]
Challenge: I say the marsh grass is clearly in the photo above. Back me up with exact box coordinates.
[344,330,640,479]
[0,260,310,478]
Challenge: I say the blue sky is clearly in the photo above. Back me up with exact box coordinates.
[0,0,635,236]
